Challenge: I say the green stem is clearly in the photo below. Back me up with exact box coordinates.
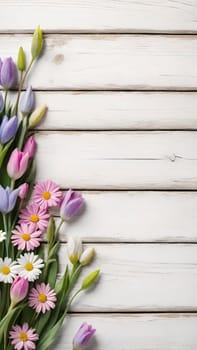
[4,90,8,112]
[55,219,64,237]
[21,58,34,87]
[3,214,8,256]
[10,179,15,190]
[18,116,28,150]
[14,71,23,116]
[64,288,82,315]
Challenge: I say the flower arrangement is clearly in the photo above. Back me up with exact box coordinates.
[0,27,99,350]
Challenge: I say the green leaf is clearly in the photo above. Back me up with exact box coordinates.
[36,314,65,350]
[0,304,24,342]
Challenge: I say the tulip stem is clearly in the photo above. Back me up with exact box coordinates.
[21,58,34,88]
[55,219,64,237]
[4,90,8,111]
[10,179,15,190]
[15,71,23,116]
[3,214,8,256]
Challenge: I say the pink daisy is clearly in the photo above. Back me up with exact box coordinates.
[28,283,57,313]
[11,223,42,251]
[9,322,39,350]
[19,203,49,232]
[32,180,62,209]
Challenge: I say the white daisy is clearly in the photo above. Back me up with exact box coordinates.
[17,252,44,282]
[0,257,18,283]
[0,230,6,242]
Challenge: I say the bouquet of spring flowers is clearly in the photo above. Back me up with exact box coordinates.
[0,27,99,350]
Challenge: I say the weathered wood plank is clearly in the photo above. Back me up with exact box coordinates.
[0,1,197,33]
[58,244,197,312]
[52,191,197,243]
[55,314,197,350]
[35,131,197,189]
[32,91,197,130]
[1,35,197,90]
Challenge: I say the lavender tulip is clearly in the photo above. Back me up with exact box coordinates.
[20,86,35,115]
[73,323,96,350]
[0,58,2,85]
[0,57,17,89]
[0,92,4,112]
[0,185,19,213]
[60,189,84,221]
[0,115,18,144]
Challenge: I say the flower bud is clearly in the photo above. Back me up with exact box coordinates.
[17,47,25,71]
[7,148,29,180]
[31,25,43,59]
[79,247,95,266]
[0,115,18,144]
[29,104,47,128]
[0,92,4,112]
[19,183,29,200]
[0,57,17,89]
[73,323,96,350]
[81,270,100,291]
[23,135,36,158]
[67,237,82,265]
[20,86,35,115]
[10,276,29,306]
[60,189,85,221]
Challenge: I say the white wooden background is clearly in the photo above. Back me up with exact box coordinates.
[1,1,197,348]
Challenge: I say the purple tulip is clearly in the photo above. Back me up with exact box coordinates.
[10,276,29,306]
[0,115,18,144]
[60,189,84,221]
[20,86,35,115]
[0,57,17,89]
[73,323,96,350]
[0,58,2,85]
[0,185,19,213]
[0,92,4,112]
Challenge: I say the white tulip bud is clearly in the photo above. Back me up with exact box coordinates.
[79,247,95,266]
[67,237,82,265]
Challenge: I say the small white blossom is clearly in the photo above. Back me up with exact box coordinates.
[0,230,6,242]
[17,252,44,282]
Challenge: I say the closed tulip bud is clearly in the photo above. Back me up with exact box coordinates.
[81,270,100,291]
[29,104,47,128]
[31,25,43,60]
[0,57,17,89]
[17,47,25,71]
[80,247,95,266]
[23,135,36,158]
[7,148,29,180]
[60,189,85,221]
[0,92,4,112]
[67,237,82,264]
[19,183,29,200]
[0,185,19,214]
[20,86,35,115]
[10,276,29,307]
[0,115,18,144]
[73,323,96,350]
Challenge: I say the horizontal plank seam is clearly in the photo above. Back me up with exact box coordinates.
[1,31,197,35]
[5,89,197,93]
[68,310,197,315]
[46,240,197,245]
[36,128,197,132]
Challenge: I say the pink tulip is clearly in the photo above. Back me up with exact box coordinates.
[7,148,29,180]
[23,135,36,158]
[19,183,29,199]
[10,276,29,306]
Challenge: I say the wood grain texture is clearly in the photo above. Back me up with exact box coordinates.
[1,34,197,90]
[58,243,197,312]
[32,91,197,130]
[55,314,197,350]
[35,131,197,189]
[0,1,197,33]
[51,191,197,242]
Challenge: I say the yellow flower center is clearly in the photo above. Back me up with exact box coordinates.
[43,191,51,200]
[22,233,31,241]
[19,332,28,342]
[1,266,10,275]
[30,214,39,223]
[38,293,47,303]
[24,262,33,271]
